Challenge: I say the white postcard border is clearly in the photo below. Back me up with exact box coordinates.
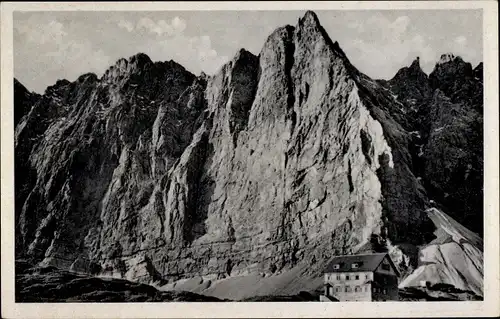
[1,1,498,318]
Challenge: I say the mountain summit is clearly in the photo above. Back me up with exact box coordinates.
[14,11,483,300]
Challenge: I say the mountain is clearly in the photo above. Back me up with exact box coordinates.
[14,11,483,300]
[384,53,483,237]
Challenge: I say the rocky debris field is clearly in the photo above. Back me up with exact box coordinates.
[15,260,225,302]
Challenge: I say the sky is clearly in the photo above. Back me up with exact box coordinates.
[14,10,483,94]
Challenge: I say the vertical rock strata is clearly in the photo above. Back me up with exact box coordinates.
[14,11,482,297]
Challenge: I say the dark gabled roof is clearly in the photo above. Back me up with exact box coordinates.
[324,253,400,276]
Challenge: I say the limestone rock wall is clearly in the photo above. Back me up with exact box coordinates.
[14,11,482,296]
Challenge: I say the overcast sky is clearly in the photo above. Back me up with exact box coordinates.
[14,10,482,94]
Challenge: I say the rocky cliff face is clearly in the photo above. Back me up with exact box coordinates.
[14,11,483,299]
[383,54,484,236]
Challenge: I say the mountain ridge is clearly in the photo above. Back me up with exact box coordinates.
[14,10,483,300]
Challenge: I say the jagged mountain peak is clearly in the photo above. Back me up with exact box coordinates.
[409,56,422,70]
[296,10,348,61]
[298,10,322,27]
[210,47,258,84]
[432,53,472,75]
[429,52,476,102]
[129,52,153,65]
[44,78,71,94]
[259,24,294,54]
[437,53,462,65]
[103,52,152,75]
[53,78,71,87]
[392,56,427,79]
[76,73,99,85]
[110,52,153,69]
[387,56,430,105]
[231,48,258,64]
[100,52,194,86]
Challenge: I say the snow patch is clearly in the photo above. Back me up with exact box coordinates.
[434,126,446,133]
[417,145,424,157]
[437,53,457,65]
[409,131,421,138]
[391,94,405,109]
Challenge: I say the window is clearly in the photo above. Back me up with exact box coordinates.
[355,275,360,280]
[382,263,390,271]
[333,264,340,269]
[336,275,341,280]
[372,287,378,293]
[365,273,371,280]
[355,286,361,292]
[345,286,352,293]
[352,263,358,269]
[383,289,387,294]
[335,286,341,292]
[346,275,350,280]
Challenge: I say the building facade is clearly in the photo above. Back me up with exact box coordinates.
[321,253,400,302]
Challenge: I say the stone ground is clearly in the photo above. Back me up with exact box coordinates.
[16,259,481,302]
